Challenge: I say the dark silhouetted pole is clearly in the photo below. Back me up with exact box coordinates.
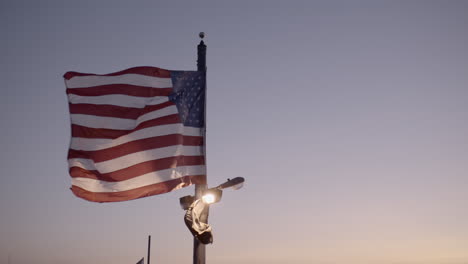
[147,235,151,264]
[194,32,208,264]
[197,32,206,72]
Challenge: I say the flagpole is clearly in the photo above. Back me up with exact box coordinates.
[147,235,151,264]
[194,32,208,264]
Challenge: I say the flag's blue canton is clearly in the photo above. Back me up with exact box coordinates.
[169,71,205,128]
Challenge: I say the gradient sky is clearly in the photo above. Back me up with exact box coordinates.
[1,1,468,264]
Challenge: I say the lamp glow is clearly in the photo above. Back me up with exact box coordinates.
[202,193,216,204]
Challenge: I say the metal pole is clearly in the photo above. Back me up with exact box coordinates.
[194,32,208,264]
[197,32,206,72]
[147,235,151,264]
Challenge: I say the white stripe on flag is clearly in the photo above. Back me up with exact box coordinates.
[71,114,136,130]
[72,165,206,192]
[137,105,178,124]
[65,74,172,89]
[68,94,168,108]
[71,125,202,151]
[70,105,178,129]
[68,145,203,173]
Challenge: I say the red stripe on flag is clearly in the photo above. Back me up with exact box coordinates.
[69,101,174,120]
[71,114,181,139]
[69,104,141,120]
[69,155,205,181]
[64,66,171,80]
[66,86,172,97]
[70,174,206,203]
[68,135,203,162]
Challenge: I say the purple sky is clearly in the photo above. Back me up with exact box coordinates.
[1,1,468,264]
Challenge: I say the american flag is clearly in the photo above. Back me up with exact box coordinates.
[64,66,206,202]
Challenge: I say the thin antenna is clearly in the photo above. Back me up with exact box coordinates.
[147,235,151,264]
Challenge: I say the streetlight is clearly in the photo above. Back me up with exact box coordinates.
[201,189,222,204]
[181,177,245,245]
[179,177,245,209]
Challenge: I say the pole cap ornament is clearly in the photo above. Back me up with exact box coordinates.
[199,32,205,39]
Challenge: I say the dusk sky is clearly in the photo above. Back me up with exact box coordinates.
[1,1,468,264]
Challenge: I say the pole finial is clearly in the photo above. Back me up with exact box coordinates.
[197,33,207,72]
